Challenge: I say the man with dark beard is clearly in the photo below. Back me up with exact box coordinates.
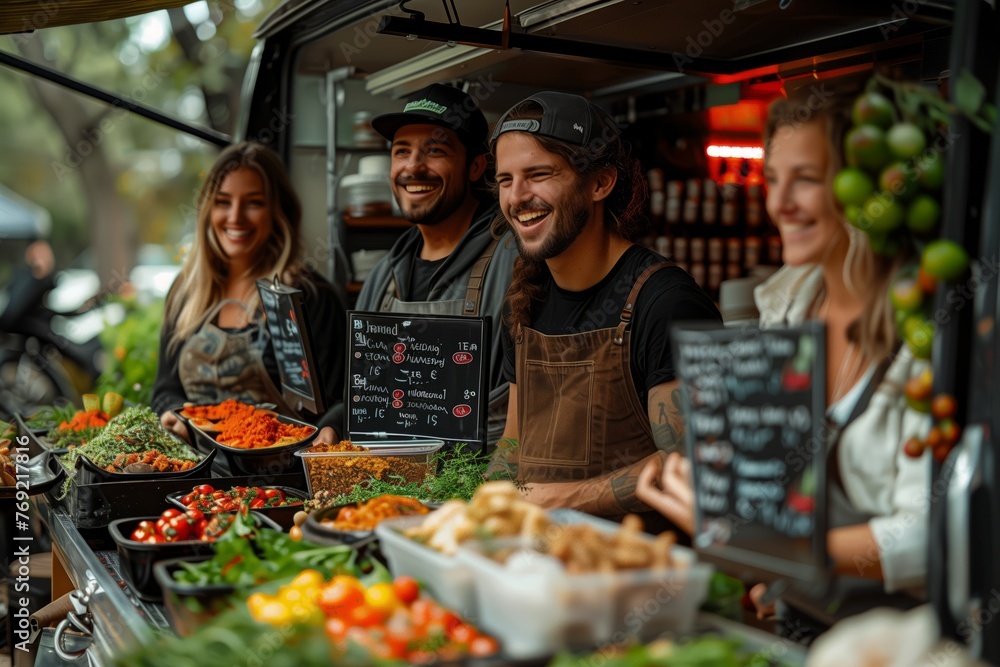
[489,92,720,525]
[355,84,518,449]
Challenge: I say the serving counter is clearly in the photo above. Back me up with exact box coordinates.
[33,492,807,667]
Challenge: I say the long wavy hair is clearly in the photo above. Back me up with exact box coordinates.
[764,77,911,363]
[490,100,648,338]
[166,141,310,353]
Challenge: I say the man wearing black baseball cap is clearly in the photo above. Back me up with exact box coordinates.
[354,83,518,449]
[489,92,720,523]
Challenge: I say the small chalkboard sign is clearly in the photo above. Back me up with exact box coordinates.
[672,321,828,586]
[346,312,489,452]
[256,277,325,415]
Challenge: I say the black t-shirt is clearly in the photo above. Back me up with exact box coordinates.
[408,256,447,302]
[502,245,721,405]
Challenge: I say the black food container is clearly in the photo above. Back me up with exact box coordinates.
[300,503,377,548]
[153,556,237,636]
[185,412,317,476]
[109,511,281,602]
[165,484,307,532]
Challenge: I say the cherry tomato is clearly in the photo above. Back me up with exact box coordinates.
[160,508,183,521]
[318,580,365,618]
[324,617,348,640]
[130,520,156,542]
[469,636,499,657]
[180,492,196,506]
[449,623,477,645]
[409,599,434,627]
[185,508,204,523]
[392,576,420,605]
[193,484,215,496]
[191,518,209,539]
[145,535,166,544]
[384,626,415,659]
[349,604,383,628]
[163,515,191,542]
[250,498,266,509]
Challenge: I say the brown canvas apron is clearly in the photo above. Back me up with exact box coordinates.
[377,238,507,448]
[516,263,670,485]
[177,298,296,416]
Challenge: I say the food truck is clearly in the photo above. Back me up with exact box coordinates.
[2,0,999,664]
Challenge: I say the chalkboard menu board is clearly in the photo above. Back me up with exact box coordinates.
[672,322,828,585]
[346,312,490,451]
[256,278,325,415]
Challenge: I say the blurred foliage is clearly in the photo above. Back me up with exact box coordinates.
[95,296,164,406]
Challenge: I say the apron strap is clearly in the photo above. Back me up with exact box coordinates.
[613,261,674,345]
[378,275,403,312]
[827,343,901,490]
[463,236,500,315]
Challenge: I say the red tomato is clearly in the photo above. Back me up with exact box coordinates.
[324,617,348,640]
[384,626,415,660]
[449,623,477,645]
[250,498,266,509]
[193,484,215,496]
[318,582,365,618]
[349,605,382,628]
[130,520,156,542]
[468,636,499,657]
[145,535,166,544]
[432,607,462,634]
[409,599,434,627]
[159,508,183,521]
[191,518,208,539]
[185,508,204,523]
[262,488,284,501]
[406,650,437,665]
[180,492,196,506]
[392,576,420,605]
[163,515,191,542]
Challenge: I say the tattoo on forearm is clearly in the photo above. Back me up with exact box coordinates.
[610,468,647,513]
[650,387,685,454]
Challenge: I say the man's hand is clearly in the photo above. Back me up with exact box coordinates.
[160,411,190,443]
[635,451,695,535]
[313,426,339,445]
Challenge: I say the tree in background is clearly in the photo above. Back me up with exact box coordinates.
[0,0,279,288]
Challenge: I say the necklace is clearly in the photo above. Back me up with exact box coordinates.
[814,291,866,405]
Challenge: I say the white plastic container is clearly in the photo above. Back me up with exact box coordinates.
[455,522,714,659]
[375,514,477,619]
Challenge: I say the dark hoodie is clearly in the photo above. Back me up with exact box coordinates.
[356,201,518,448]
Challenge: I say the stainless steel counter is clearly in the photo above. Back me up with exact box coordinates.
[34,496,169,666]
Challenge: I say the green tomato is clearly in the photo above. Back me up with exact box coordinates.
[852,91,896,129]
[833,168,875,207]
[886,122,928,160]
[921,239,969,281]
[903,315,935,360]
[845,125,892,173]
[916,151,945,191]
[906,195,941,235]
[860,195,905,234]
[878,162,919,202]
[889,276,924,313]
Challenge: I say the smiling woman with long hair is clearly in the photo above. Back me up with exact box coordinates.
[636,77,932,638]
[151,142,346,439]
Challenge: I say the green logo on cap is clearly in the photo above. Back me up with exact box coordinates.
[404,99,448,115]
